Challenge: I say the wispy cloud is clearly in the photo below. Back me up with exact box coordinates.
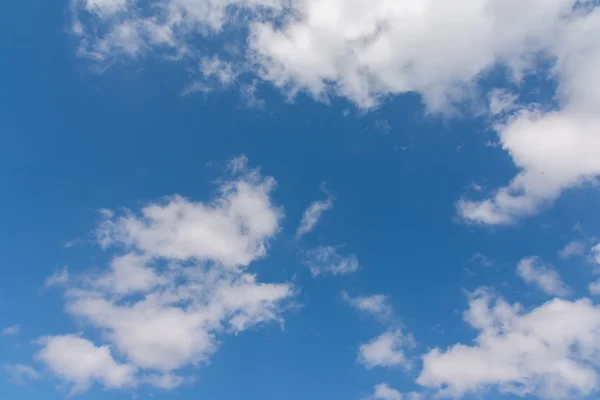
[295,184,333,239]
[516,257,570,297]
[1,325,20,336]
[559,241,585,259]
[342,292,393,322]
[44,266,70,289]
[5,364,40,385]
[304,246,358,277]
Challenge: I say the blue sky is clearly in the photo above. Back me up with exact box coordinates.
[2,1,600,400]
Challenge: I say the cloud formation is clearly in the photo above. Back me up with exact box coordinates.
[1,325,20,336]
[36,335,137,393]
[342,292,393,322]
[35,157,294,391]
[358,330,412,369]
[516,257,570,296]
[295,185,333,239]
[419,290,600,399]
[304,246,359,277]
[370,383,402,400]
[44,266,70,288]
[70,1,600,224]
[559,240,586,259]
[588,244,600,295]
[4,364,40,385]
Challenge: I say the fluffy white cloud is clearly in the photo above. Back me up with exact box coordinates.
[418,290,600,399]
[36,335,137,393]
[368,384,422,400]
[1,325,20,336]
[559,240,585,259]
[71,1,600,223]
[70,0,590,108]
[458,6,600,224]
[249,0,569,110]
[5,364,40,385]
[96,157,282,268]
[342,292,393,322]
[370,383,402,400]
[516,257,570,297]
[358,330,411,369]
[37,157,294,390]
[304,246,359,277]
[295,186,333,239]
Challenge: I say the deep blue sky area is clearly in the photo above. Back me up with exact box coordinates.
[2,1,600,400]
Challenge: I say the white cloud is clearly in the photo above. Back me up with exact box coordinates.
[142,372,187,389]
[358,330,411,369]
[36,335,137,393]
[457,6,600,224]
[96,159,282,268]
[587,245,600,295]
[5,364,40,385]
[84,0,128,17]
[44,266,70,288]
[488,89,518,116]
[1,325,20,336]
[418,290,600,399]
[559,240,585,259]
[37,157,294,390]
[199,56,239,85]
[249,0,581,110]
[70,1,600,223]
[591,243,600,266]
[370,383,402,400]
[589,280,600,296]
[342,292,393,322]
[295,185,333,239]
[70,0,593,108]
[70,0,283,61]
[516,257,570,297]
[304,246,359,277]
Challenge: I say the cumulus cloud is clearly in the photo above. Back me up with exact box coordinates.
[457,6,600,224]
[342,292,393,322]
[367,384,422,400]
[418,290,600,399]
[1,325,20,336]
[358,330,412,369]
[516,257,570,297]
[36,157,294,390]
[96,157,282,268]
[36,335,137,393]
[69,0,593,109]
[369,383,402,400]
[70,1,600,223]
[304,246,359,277]
[295,185,333,239]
